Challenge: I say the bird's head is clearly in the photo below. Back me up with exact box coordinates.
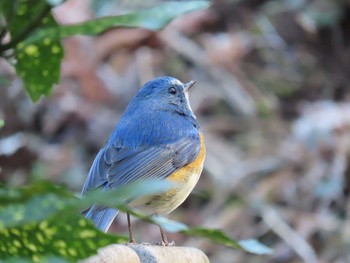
[134,76,197,118]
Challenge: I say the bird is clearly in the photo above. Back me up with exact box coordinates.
[81,76,205,245]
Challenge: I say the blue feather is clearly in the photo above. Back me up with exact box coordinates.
[85,205,119,233]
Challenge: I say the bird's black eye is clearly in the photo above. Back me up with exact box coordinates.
[168,87,177,95]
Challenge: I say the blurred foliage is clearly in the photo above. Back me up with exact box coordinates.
[0,181,271,261]
[0,0,209,101]
[24,1,210,45]
[0,180,157,262]
[182,228,272,255]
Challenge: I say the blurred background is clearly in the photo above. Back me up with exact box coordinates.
[1,0,350,262]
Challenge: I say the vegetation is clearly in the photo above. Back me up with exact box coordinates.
[0,1,272,261]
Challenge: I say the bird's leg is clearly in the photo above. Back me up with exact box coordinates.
[158,224,169,246]
[154,213,174,246]
[127,213,135,243]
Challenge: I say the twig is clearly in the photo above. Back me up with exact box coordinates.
[200,134,318,261]
[255,202,318,263]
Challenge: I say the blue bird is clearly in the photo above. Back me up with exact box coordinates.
[82,76,205,244]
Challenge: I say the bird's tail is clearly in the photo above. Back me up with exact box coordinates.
[85,205,119,233]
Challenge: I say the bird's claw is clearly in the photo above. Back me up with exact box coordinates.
[154,240,175,246]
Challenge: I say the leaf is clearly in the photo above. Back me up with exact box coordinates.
[182,228,273,255]
[119,206,188,232]
[0,180,171,261]
[181,227,242,249]
[0,193,76,229]
[119,206,273,255]
[0,119,4,128]
[300,1,344,28]
[15,18,64,101]
[1,1,208,102]
[150,215,188,233]
[80,179,172,210]
[0,180,273,260]
[1,0,64,101]
[15,33,63,102]
[0,181,71,206]
[24,1,210,45]
[238,239,274,255]
[0,213,127,262]
[0,180,172,229]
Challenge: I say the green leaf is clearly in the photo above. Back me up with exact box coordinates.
[0,181,71,206]
[3,255,69,263]
[24,1,210,45]
[0,119,4,128]
[182,227,242,249]
[118,206,189,232]
[150,215,188,232]
[182,228,273,255]
[0,213,127,262]
[15,33,63,101]
[0,193,73,229]
[0,180,172,261]
[238,239,274,255]
[120,206,273,255]
[0,180,273,260]
[1,1,208,102]
[15,17,64,101]
[0,180,172,229]
[1,0,64,101]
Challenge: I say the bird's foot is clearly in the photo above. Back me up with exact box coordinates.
[125,238,137,245]
[154,240,175,246]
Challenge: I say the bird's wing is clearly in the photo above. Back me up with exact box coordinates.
[82,132,200,192]
[81,148,109,193]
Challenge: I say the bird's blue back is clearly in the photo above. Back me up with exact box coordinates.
[109,100,199,148]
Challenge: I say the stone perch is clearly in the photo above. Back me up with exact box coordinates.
[83,244,210,263]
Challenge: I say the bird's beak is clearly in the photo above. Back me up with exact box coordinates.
[183,80,196,92]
